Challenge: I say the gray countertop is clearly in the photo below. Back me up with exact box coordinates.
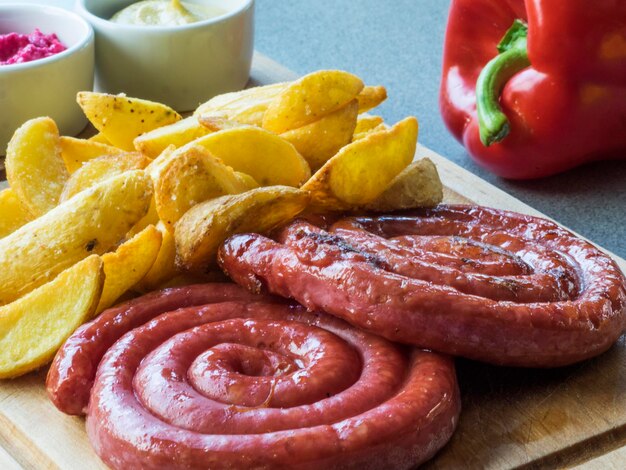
[255,0,626,258]
[5,0,626,257]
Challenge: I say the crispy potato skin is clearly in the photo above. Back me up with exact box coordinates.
[0,171,152,305]
[195,82,287,125]
[135,221,179,292]
[134,116,211,159]
[303,117,418,211]
[281,100,359,172]
[262,70,364,133]
[365,158,443,211]
[175,186,310,273]
[61,152,150,202]
[77,92,181,151]
[356,85,388,113]
[153,146,253,232]
[185,127,311,187]
[97,225,162,314]
[6,117,69,216]
[60,136,126,173]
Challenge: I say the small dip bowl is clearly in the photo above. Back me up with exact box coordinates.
[0,4,94,154]
[76,0,254,111]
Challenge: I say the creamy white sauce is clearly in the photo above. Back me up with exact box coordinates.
[111,0,226,26]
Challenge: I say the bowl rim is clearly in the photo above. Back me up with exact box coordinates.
[0,3,94,72]
[75,0,254,32]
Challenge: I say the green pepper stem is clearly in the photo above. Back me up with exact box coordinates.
[476,20,530,146]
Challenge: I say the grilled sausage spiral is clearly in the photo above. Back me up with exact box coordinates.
[47,284,460,469]
[219,205,626,367]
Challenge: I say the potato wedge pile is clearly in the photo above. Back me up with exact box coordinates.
[0,69,442,378]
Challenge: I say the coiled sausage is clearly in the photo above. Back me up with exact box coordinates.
[48,284,460,469]
[219,205,626,367]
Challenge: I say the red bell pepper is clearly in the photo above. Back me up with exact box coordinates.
[440,0,626,179]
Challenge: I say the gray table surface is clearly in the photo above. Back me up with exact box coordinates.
[5,0,626,258]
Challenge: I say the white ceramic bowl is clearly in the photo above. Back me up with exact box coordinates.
[76,0,254,112]
[0,4,94,154]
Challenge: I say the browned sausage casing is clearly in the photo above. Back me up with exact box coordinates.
[219,205,626,367]
[47,284,460,469]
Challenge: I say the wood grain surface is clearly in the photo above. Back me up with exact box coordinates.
[0,53,624,469]
[0,445,21,470]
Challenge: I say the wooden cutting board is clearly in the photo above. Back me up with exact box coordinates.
[0,53,625,470]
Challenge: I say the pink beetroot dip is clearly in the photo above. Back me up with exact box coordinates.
[0,28,67,66]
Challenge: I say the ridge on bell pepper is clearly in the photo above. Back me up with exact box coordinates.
[440,0,626,179]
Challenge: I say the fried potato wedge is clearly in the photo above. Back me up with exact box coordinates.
[6,117,69,216]
[0,170,153,305]
[145,144,177,179]
[77,92,182,151]
[127,196,160,238]
[0,188,33,239]
[357,86,388,113]
[262,71,364,133]
[197,114,248,132]
[61,152,150,202]
[154,145,254,231]
[365,158,443,211]
[135,221,178,292]
[302,116,418,211]
[134,115,211,158]
[60,136,126,173]
[175,186,310,273]
[88,133,112,144]
[0,255,104,379]
[234,172,259,190]
[281,100,359,171]
[352,122,389,142]
[189,127,311,187]
[354,114,384,135]
[194,82,287,125]
[135,145,177,235]
[197,107,357,172]
[97,225,162,313]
